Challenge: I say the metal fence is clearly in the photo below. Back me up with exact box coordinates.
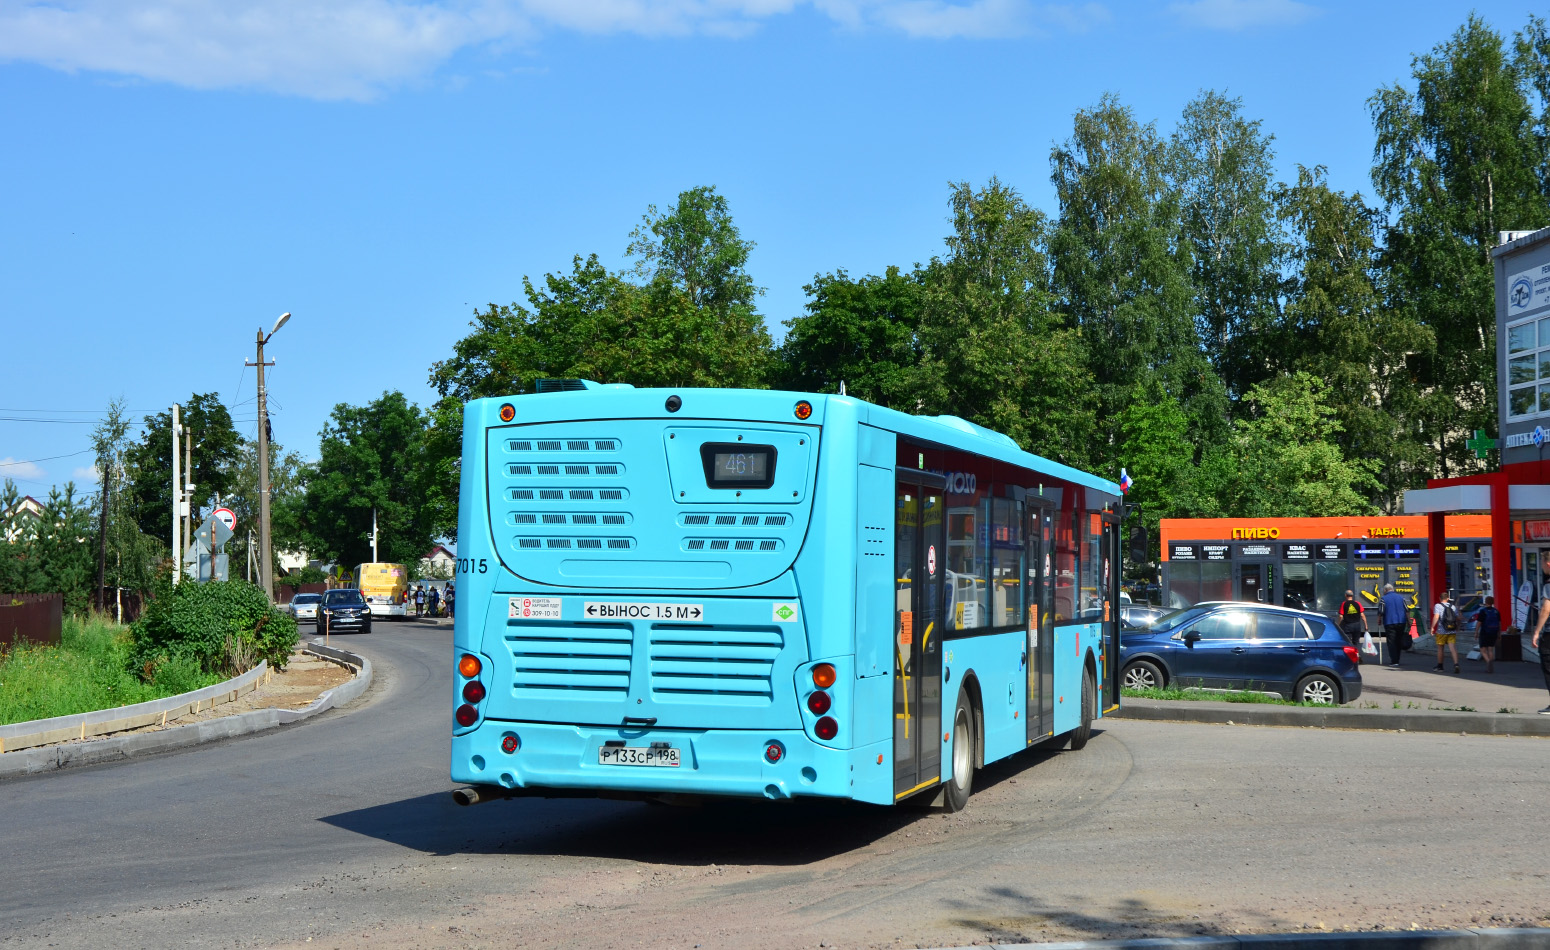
[0,593,63,648]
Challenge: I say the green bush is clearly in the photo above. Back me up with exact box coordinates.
[283,565,327,586]
[130,575,299,680]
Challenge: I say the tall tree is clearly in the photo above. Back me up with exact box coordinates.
[1050,93,1227,472]
[626,185,761,313]
[1169,90,1286,402]
[774,266,923,406]
[122,393,242,547]
[915,179,1094,462]
[1370,15,1548,477]
[296,392,433,568]
[1273,166,1433,510]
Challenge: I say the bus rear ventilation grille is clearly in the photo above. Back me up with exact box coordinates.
[648,626,782,700]
[682,538,783,552]
[506,438,620,452]
[678,513,789,527]
[507,629,632,693]
[506,463,624,477]
[509,512,633,526]
[508,487,630,502]
[515,537,637,551]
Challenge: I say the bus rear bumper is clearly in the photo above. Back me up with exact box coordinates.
[452,721,882,802]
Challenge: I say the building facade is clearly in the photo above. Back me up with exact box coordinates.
[1405,228,1550,632]
[1159,516,1489,617]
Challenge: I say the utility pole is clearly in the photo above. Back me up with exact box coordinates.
[249,312,290,602]
[184,428,195,550]
[371,506,378,563]
[171,404,182,586]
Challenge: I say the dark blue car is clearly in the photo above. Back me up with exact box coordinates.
[1119,602,1363,705]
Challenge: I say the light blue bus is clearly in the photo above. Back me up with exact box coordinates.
[450,382,1122,811]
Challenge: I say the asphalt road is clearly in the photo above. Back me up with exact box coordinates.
[2,626,1548,950]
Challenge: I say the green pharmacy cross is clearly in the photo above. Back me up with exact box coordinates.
[1466,429,1498,459]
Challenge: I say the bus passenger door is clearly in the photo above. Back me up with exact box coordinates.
[1027,503,1055,742]
[894,472,945,799]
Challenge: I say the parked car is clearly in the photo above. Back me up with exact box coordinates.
[1120,605,1168,629]
[1119,602,1362,704]
[288,592,322,622]
[316,588,372,635]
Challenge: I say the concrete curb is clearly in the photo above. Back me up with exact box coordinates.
[0,659,271,751]
[936,927,1550,949]
[1110,699,1550,736]
[0,642,371,779]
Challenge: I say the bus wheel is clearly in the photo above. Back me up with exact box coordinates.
[943,691,975,813]
[1068,667,1095,751]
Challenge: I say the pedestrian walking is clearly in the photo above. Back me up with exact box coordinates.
[1526,593,1550,714]
[1379,583,1409,669]
[1430,590,1462,674]
[1475,596,1502,674]
[1337,590,1366,643]
[414,583,425,617]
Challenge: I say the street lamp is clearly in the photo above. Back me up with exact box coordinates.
[251,312,291,601]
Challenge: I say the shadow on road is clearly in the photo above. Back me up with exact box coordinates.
[944,884,1286,944]
[321,733,1084,865]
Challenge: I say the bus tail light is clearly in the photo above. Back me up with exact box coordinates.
[1343,645,1361,664]
[455,704,478,727]
[459,654,482,678]
[807,691,831,715]
[814,716,838,740]
[764,741,784,763]
[811,663,836,689]
[462,681,486,703]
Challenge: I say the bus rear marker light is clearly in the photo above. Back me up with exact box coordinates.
[459,655,482,677]
[811,663,836,689]
[764,741,783,763]
[794,400,812,420]
[499,403,515,422]
[501,734,519,754]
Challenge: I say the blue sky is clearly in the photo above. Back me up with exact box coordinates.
[0,0,1537,500]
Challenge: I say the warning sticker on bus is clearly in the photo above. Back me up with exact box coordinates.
[509,597,562,620]
[583,602,704,621]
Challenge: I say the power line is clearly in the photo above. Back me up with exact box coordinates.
[0,449,92,467]
[0,416,100,424]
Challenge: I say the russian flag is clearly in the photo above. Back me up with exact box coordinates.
[1119,468,1133,494]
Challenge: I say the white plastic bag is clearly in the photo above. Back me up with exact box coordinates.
[1361,632,1378,657]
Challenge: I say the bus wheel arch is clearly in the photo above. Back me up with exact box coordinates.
[957,671,984,771]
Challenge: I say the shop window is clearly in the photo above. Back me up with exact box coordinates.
[1282,562,1315,611]
[1168,561,1231,608]
[1314,562,1347,613]
[1506,315,1550,419]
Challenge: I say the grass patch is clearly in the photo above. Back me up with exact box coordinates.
[1122,686,1319,707]
[0,614,223,726]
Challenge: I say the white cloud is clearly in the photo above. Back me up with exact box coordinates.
[1166,0,1316,31]
[0,0,1109,100]
[0,458,47,481]
[73,465,103,485]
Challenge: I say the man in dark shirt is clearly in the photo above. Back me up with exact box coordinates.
[1379,583,1409,668]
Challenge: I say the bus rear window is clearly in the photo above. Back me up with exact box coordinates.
[699,443,777,489]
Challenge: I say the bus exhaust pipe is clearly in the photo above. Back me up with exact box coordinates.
[451,785,508,807]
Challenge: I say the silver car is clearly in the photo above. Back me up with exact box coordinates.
[288,593,322,621]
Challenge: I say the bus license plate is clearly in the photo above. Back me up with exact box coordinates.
[598,746,680,767]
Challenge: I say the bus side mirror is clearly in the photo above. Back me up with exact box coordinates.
[1128,523,1148,563]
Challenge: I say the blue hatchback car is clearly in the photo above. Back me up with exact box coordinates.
[1119,602,1363,705]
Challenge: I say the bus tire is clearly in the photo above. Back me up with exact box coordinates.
[1068,666,1095,751]
[943,690,975,813]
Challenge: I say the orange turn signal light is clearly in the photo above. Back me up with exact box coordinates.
[811,663,836,689]
[458,654,482,678]
[499,403,515,422]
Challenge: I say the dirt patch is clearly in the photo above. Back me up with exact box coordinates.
[143,652,355,729]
